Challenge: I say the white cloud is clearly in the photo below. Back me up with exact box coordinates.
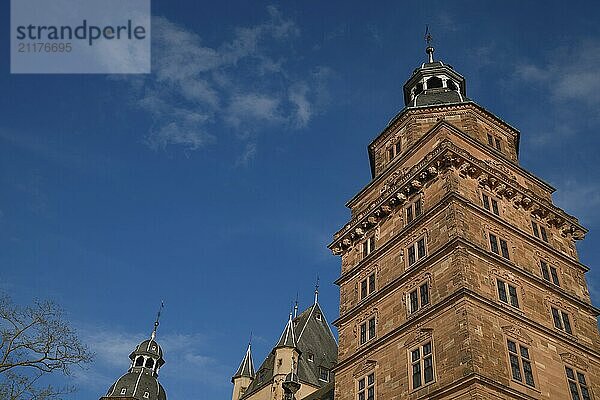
[122,7,329,155]
[74,325,227,392]
[515,40,600,107]
[553,179,600,227]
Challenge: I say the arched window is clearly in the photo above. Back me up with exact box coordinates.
[145,358,155,369]
[135,356,144,367]
[426,76,443,89]
[447,80,457,90]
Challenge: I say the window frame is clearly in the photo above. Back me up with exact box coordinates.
[363,235,376,258]
[407,236,427,267]
[506,339,536,388]
[540,260,560,286]
[482,191,500,216]
[565,366,591,400]
[497,279,520,309]
[360,272,377,300]
[407,281,430,315]
[405,196,423,225]
[409,340,435,391]
[359,316,376,345]
[318,366,330,382]
[356,372,375,400]
[387,141,401,161]
[551,306,574,335]
[531,221,549,243]
[489,233,510,260]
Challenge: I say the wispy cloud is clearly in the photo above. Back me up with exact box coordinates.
[553,179,600,227]
[73,325,229,394]
[515,40,600,108]
[123,7,330,155]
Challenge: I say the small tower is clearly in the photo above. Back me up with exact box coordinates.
[101,306,167,400]
[231,342,255,400]
[273,312,301,400]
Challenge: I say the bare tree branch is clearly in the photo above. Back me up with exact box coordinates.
[0,293,93,400]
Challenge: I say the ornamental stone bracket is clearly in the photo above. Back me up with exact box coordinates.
[329,141,587,256]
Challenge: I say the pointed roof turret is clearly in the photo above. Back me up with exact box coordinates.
[232,342,255,382]
[275,312,297,349]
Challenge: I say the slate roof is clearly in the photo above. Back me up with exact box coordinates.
[412,89,469,107]
[241,302,338,399]
[105,370,167,400]
[276,313,297,348]
[232,343,255,382]
[301,380,335,400]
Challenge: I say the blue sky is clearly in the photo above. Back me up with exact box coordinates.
[1,1,600,399]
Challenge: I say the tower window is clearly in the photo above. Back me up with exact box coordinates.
[410,341,435,390]
[482,193,500,216]
[551,307,573,334]
[405,197,422,224]
[531,221,549,242]
[359,317,376,345]
[507,340,535,387]
[315,312,322,321]
[486,133,502,151]
[489,234,510,260]
[357,373,375,400]
[388,142,401,161]
[426,76,443,89]
[447,80,457,90]
[360,273,376,300]
[319,367,330,382]
[145,358,155,369]
[408,282,430,314]
[540,260,560,286]
[565,366,591,400]
[135,356,144,367]
[497,279,519,308]
[407,237,427,267]
[363,236,376,258]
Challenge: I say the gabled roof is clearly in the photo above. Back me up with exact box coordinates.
[241,302,338,399]
[232,343,255,382]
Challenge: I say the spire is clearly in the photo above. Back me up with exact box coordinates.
[425,25,434,63]
[314,276,319,305]
[151,301,164,340]
[232,341,255,382]
[294,293,299,318]
[276,312,297,348]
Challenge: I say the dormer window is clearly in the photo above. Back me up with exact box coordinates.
[120,388,127,395]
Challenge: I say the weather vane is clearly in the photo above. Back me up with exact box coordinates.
[151,300,164,339]
[424,25,435,63]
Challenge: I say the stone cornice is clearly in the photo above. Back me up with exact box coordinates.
[349,119,554,211]
[333,288,600,374]
[329,140,587,255]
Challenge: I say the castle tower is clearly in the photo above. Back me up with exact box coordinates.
[232,342,256,400]
[232,295,337,400]
[328,43,600,399]
[101,309,167,400]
